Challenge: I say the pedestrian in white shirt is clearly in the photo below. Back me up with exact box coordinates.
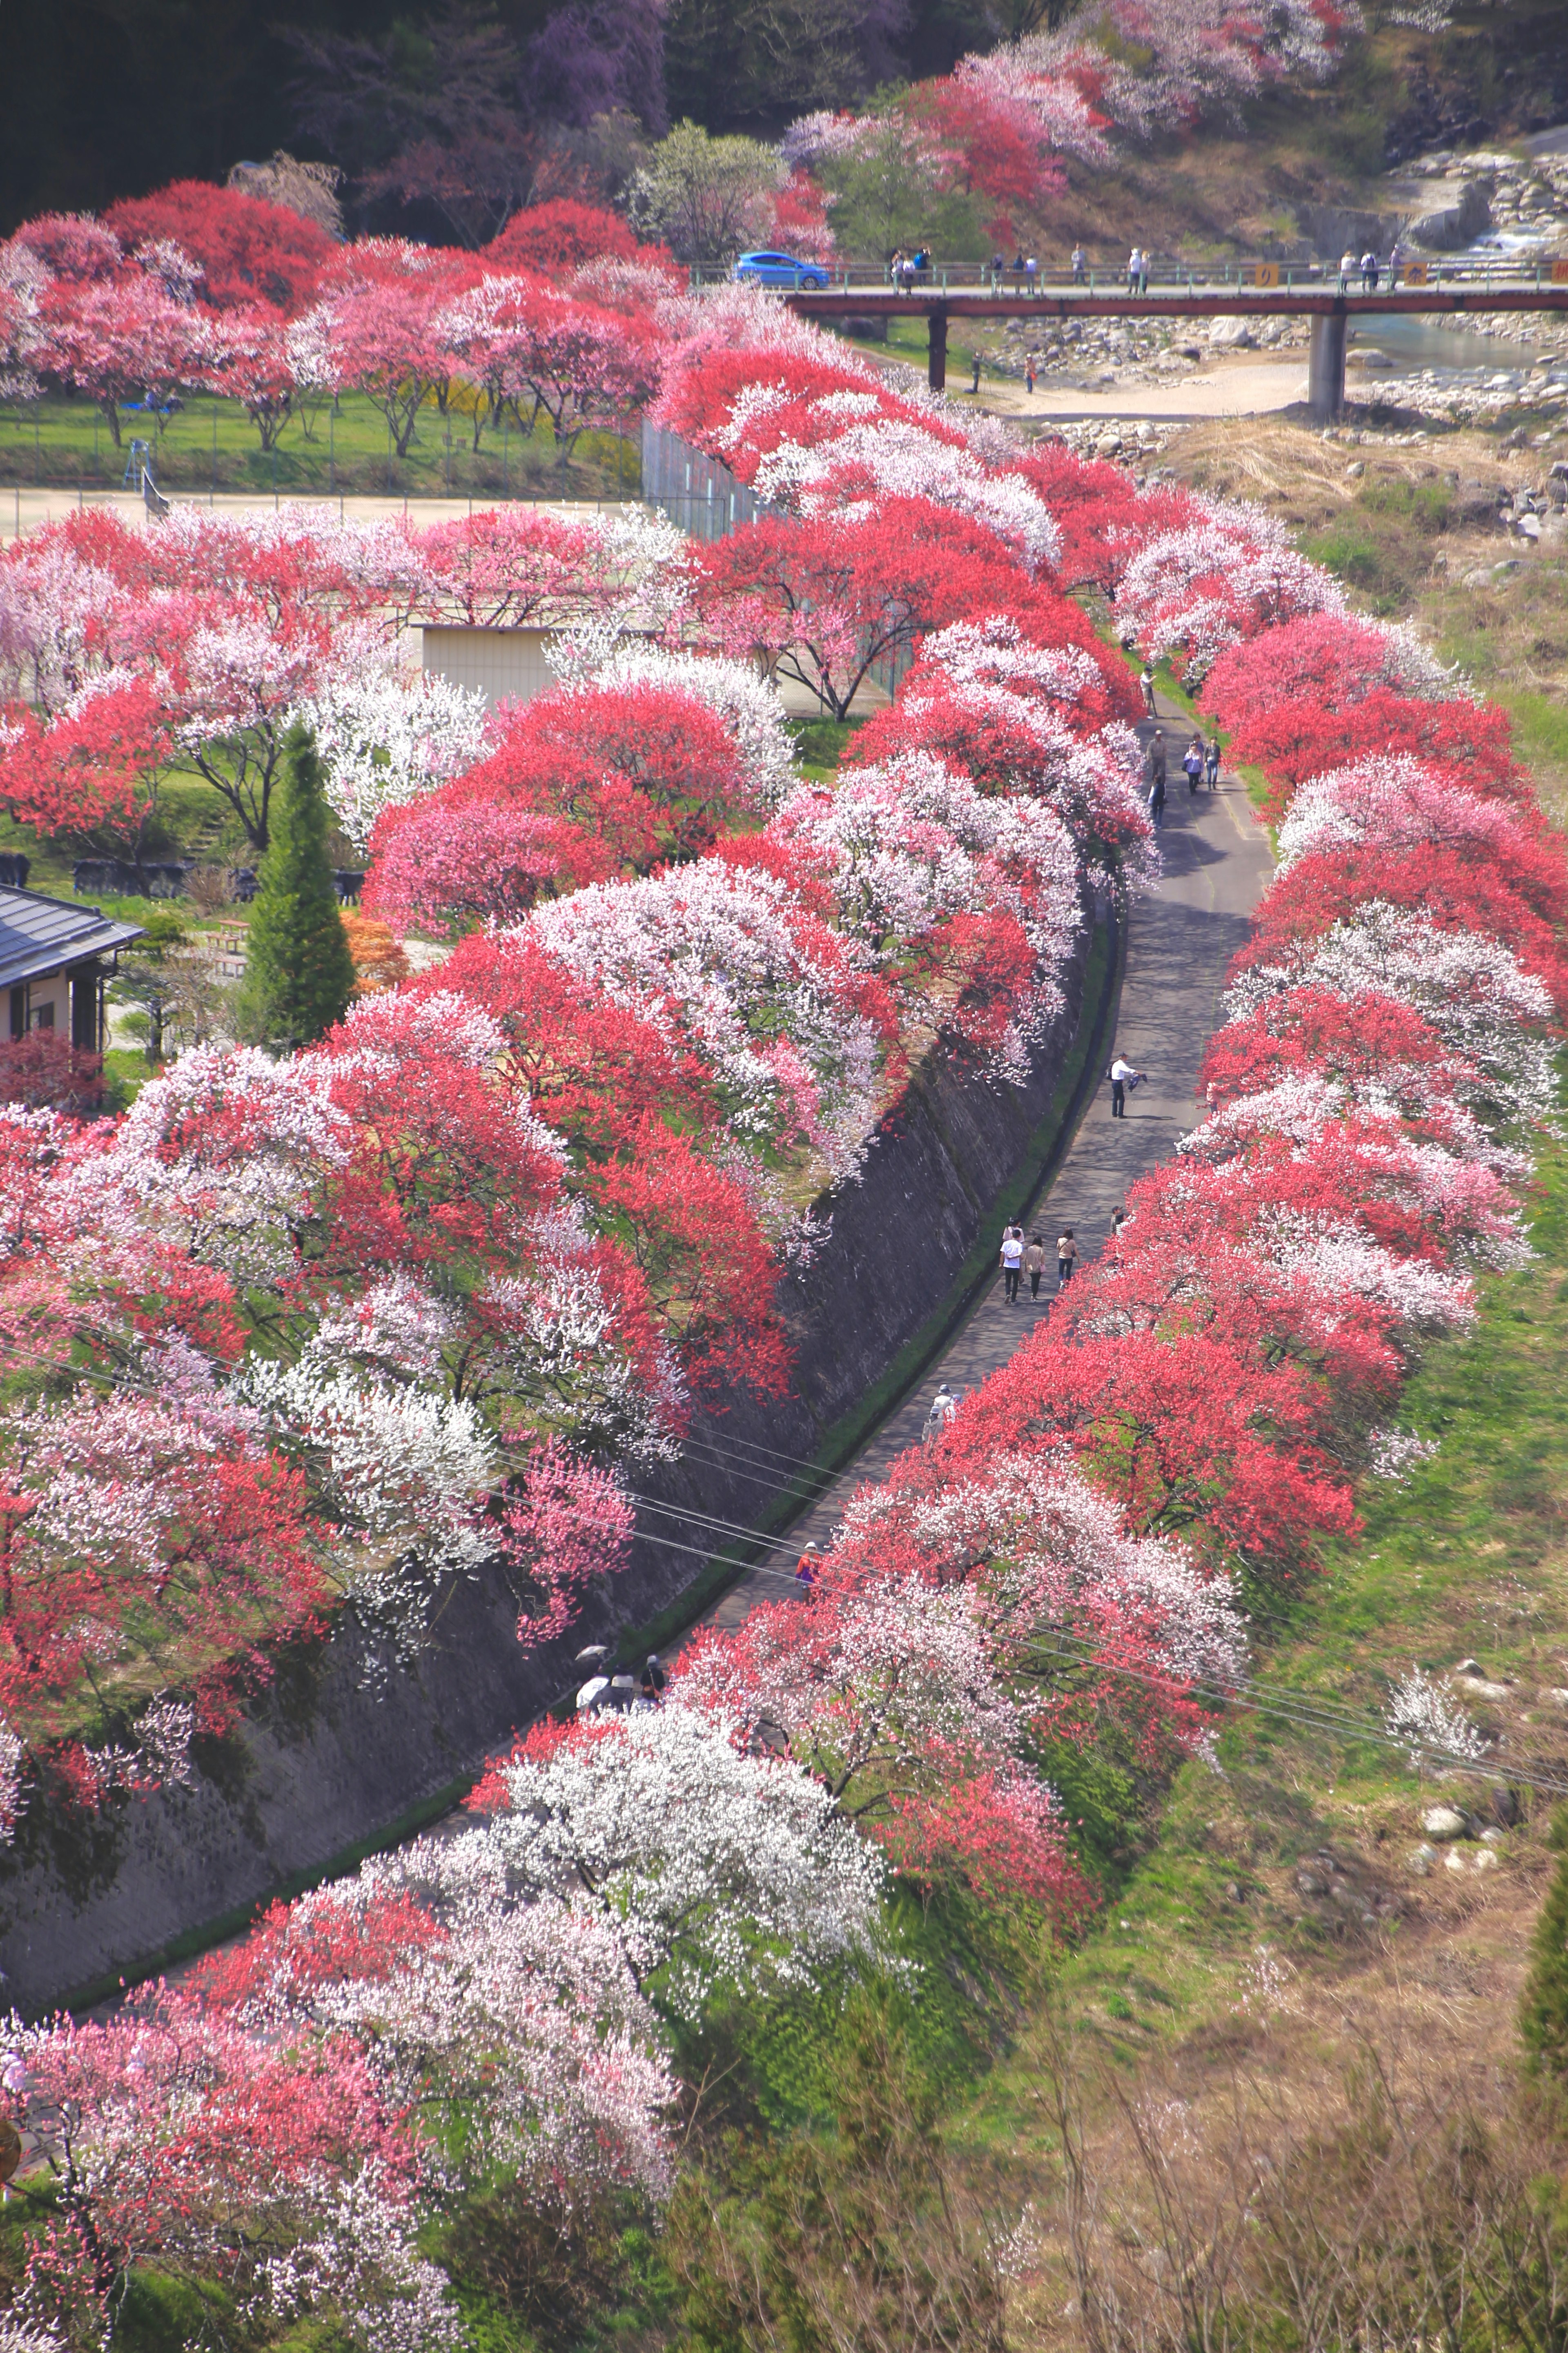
[1109,1055,1143,1119]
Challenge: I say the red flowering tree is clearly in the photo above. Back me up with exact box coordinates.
[693,500,1044,721]
[102,180,333,314]
[944,1323,1358,1585]
[36,269,214,445]
[1217,686,1519,817]
[486,199,662,276]
[0,675,172,852]
[367,679,760,923]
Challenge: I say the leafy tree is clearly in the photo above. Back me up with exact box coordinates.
[110,907,189,1067]
[626,120,783,265]
[815,112,985,261]
[235,721,356,1053]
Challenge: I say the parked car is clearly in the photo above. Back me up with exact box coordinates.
[731,251,830,289]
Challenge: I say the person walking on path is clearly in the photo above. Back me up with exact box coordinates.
[1000,1223,1025,1302]
[1025,1230,1047,1298]
[1139,663,1157,715]
[923,1383,957,1443]
[1109,1054,1143,1118]
[1025,357,1036,394]
[1146,730,1167,826]
[1056,1227,1078,1287]
[575,1646,610,1715]
[1205,734,1222,789]
[1183,734,1204,795]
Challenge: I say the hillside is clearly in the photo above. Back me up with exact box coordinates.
[1025,0,1568,266]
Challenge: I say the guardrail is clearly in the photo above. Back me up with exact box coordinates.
[693,256,1568,297]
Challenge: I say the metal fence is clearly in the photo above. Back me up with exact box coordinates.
[641,419,913,704]
[639,420,773,541]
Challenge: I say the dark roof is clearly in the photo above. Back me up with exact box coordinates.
[0,887,144,993]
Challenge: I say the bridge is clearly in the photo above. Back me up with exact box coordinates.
[780,273,1568,419]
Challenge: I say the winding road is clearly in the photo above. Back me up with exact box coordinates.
[699,692,1275,1634]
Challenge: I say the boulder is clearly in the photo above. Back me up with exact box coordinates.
[1422,1804,1468,1841]
[1407,1843,1437,1876]
[1208,317,1254,350]
[1407,178,1493,252]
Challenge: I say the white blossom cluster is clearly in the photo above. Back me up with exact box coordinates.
[477,1703,886,2018]
[1384,1665,1487,1769]
[298,663,491,855]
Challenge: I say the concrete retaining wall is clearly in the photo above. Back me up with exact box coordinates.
[0,913,1106,2014]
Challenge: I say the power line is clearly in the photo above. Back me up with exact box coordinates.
[591,1514,1568,1798]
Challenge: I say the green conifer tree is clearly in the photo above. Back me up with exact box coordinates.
[236,722,356,1053]
[1521,1807,1568,2076]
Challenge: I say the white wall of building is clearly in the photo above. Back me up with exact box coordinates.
[421,626,555,708]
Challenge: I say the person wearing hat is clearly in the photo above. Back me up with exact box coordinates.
[640,1652,667,1705]
[924,1382,958,1442]
[795,1541,822,1588]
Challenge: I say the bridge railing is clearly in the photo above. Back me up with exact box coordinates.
[689,255,1568,297]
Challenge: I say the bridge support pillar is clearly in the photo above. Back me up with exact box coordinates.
[928,306,948,391]
[1308,310,1347,421]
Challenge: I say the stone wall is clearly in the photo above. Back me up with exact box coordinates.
[0,913,1107,2015]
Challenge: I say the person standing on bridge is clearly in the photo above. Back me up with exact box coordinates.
[1339,248,1356,293]
[1072,243,1087,285]
[1138,252,1149,294]
[1128,245,1143,294]
[1360,249,1375,292]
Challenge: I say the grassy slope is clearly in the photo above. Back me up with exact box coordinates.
[0,385,639,500]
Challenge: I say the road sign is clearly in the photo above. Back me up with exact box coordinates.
[1254,262,1281,288]
[1403,260,1429,287]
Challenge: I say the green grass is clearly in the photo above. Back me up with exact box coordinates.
[0,387,640,503]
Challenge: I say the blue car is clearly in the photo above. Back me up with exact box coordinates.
[731,250,830,290]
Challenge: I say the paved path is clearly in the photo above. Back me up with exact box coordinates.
[698,695,1275,1634]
